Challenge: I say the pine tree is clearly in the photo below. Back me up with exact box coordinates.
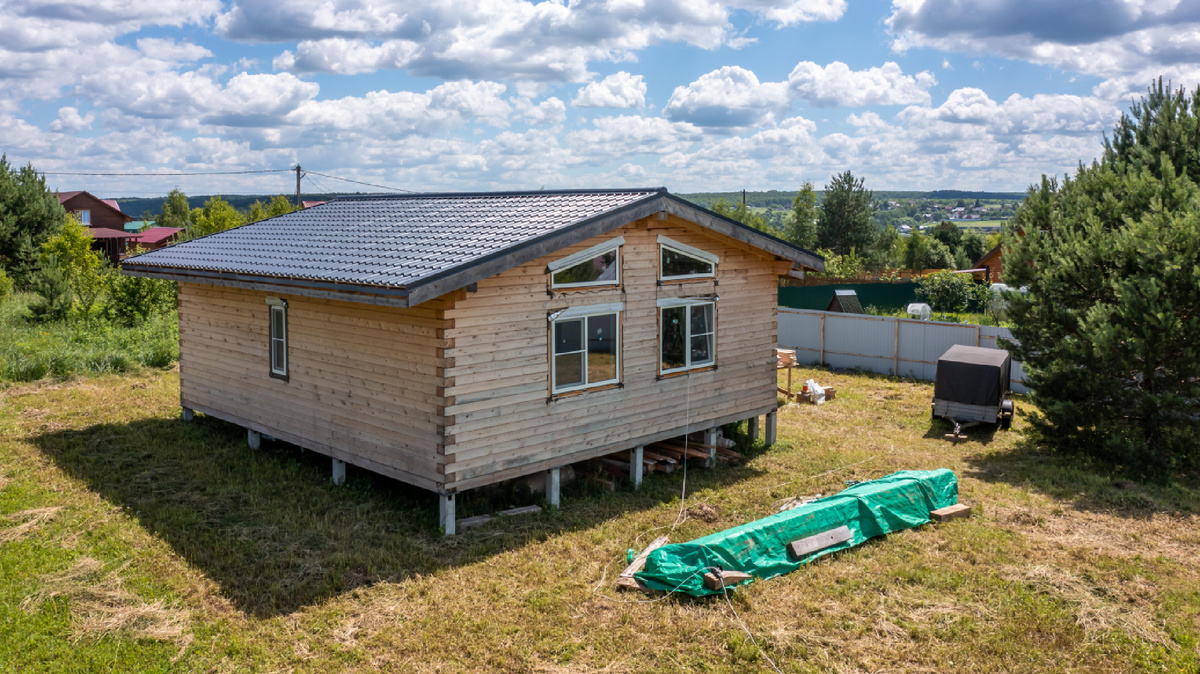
[1006,80,1200,474]
[0,155,66,284]
[816,170,876,255]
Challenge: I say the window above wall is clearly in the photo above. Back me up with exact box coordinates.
[76,210,91,226]
[658,235,717,281]
[550,303,622,394]
[548,236,623,289]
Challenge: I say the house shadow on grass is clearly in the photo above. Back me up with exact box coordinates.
[32,414,767,618]
[960,436,1200,519]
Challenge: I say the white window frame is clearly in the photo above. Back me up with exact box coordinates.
[548,236,623,289]
[77,210,91,226]
[658,297,717,375]
[658,235,718,281]
[266,297,288,380]
[549,303,623,394]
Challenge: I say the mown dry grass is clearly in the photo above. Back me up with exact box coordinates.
[1,366,1197,673]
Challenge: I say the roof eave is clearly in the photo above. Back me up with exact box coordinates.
[122,266,412,308]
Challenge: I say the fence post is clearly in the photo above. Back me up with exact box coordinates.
[893,318,900,376]
[819,313,825,365]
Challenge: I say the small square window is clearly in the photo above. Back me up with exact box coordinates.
[77,210,91,226]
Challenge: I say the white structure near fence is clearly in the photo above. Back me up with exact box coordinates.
[778,308,1027,394]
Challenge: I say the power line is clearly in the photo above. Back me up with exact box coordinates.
[39,169,293,176]
[304,170,414,193]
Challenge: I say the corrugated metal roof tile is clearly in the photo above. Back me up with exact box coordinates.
[125,188,662,290]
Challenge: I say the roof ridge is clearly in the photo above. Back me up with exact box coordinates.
[330,187,667,202]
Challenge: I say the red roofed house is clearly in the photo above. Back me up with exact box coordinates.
[58,191,136,264]
[131,227,184,252]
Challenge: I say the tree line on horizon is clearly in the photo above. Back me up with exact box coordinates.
[706,172,1000,274]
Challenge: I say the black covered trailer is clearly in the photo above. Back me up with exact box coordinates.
[932,344,1015,431]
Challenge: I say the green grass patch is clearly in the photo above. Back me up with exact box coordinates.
[0,293,178,384]
[0,367,1197,672]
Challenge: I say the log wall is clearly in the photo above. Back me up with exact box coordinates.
[177,282,449,491]
[442,215,790,491]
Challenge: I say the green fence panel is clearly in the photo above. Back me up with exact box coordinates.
[780,282,919,311]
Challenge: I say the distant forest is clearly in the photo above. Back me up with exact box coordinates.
[677,189,1027,210]
[112,193,351,218]
[108,189,1028,218]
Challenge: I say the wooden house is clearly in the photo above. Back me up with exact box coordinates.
[123,189,823,533]
[58,191,136,264]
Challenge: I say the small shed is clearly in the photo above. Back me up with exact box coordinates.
[825,289,865,314]
[122,188,824,533]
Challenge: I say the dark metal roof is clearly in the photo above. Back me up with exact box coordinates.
[126,188,659,285]
[123,187,824,306]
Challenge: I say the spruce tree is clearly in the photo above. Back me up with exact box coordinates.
[816,170,876,255]
[1006,80,1200,474]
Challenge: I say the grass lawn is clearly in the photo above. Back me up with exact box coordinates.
[0,293,178,384]
[1,367,1198,672]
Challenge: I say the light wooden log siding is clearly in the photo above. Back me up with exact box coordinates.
[442,215,789,490]
[177,282,449,491]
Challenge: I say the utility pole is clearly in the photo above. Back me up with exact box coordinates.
[295,165,302,209]
[741,189,746,209]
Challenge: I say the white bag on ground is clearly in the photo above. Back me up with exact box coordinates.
[805,379,826,404]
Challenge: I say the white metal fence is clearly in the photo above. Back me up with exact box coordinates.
[777,308,1027,393]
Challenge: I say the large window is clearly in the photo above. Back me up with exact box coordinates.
[659,235,717,281]
[548,236,623,288]
[550,304,621,393]
[659,299,715,374]
[266,297,288,380]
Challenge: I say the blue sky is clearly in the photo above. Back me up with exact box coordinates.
[2,0,1198,198]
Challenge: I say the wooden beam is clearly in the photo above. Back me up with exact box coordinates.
[931,504,972,522]
[702,570,753,591]
[620,535,669,579]
[786,525,853,559]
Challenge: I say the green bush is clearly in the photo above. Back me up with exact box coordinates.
[0,268,12,301]
[103,272,176,326]
[915,270,975,312]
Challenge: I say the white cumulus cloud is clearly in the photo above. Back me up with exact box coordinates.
[664,66,789,128]
[572,72,647,109]
[788,61,936,107]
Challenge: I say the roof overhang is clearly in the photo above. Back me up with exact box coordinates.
[123,190,824,308]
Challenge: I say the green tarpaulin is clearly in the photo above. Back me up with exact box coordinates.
[636,469,959,596]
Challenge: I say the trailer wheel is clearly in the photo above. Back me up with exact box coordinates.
[1000,400,1015,429]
